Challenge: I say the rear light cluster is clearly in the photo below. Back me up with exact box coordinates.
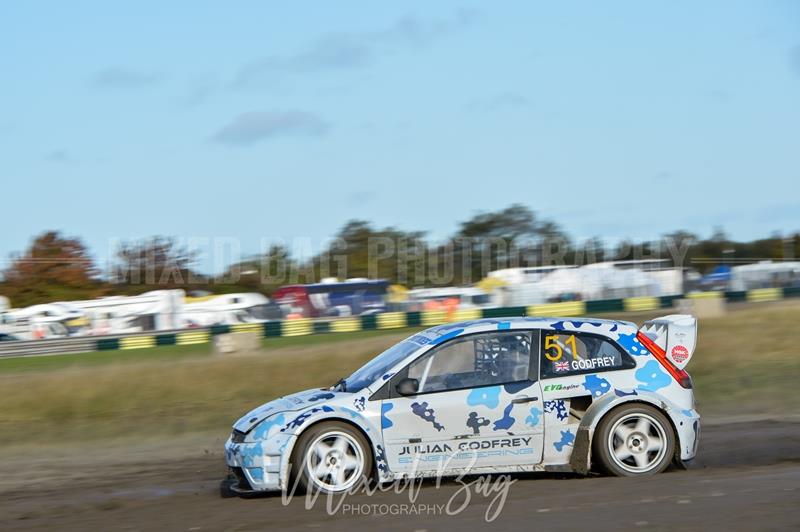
[636,331,693,389]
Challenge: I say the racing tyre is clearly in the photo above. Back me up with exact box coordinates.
[593,404,675,476]
[289,421,373,494]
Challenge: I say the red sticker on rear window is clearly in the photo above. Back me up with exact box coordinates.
[671,345,689,363]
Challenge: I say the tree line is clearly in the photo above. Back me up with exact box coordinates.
[1,204,797,307]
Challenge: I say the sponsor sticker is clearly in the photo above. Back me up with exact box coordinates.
[543,383,580,392]
[671,345,689,363]
[569,356,616,371]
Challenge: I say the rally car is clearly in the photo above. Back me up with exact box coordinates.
[222,315,700,495]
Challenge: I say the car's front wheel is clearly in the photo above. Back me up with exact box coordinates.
[593,404,675,476]
[290,421,373,494]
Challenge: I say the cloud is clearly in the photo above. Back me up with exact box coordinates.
[347,190,377,206]
[706,89,731,103]
[178,76,220,108]
[233,10,478,88]
[370,8,479,48]
[92,67,162,89]
[654,171,671,180]
[465,92,530,113]
[211,111,330,145]
[791,45,800,77]
[44,150,72,163]
[234,34,372,87]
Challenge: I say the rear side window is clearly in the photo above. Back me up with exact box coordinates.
[540,331,634,379]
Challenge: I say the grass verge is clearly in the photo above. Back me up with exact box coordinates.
[0,302,797,446]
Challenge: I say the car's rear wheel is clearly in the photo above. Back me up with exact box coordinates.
[290,421,373,494]
[593,404,675,476]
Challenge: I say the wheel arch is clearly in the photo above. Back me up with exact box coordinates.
[301,416,377,455]
[570,393,682,473]
[279,415,380,489]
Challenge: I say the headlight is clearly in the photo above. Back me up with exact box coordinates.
[231,429,246,443]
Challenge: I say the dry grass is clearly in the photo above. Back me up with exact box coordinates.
[0,302,798,446]
[0,333,412,445]
[689,301,800,416]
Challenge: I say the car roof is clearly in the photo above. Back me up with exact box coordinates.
[423,316,639,340]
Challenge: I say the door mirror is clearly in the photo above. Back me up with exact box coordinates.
[395,377,419,396]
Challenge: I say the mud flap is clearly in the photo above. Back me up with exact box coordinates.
[570,426,592,475]
[220,477,238,498]
[671,457,689,470]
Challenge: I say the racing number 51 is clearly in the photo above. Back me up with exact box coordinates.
[544,334,578,361]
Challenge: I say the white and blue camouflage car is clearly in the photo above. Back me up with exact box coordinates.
[222,314,700,495]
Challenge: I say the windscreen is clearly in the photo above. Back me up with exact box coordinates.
[342,333,430,392]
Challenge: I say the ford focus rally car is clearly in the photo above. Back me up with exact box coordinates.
[223,315,700,495]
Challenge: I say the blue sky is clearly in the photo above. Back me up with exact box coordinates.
[2,1,799,272]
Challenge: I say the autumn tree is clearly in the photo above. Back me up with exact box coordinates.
[111,237,203,294]
[216,244,296,295]
[452,204,570,284]
[314,221,428,286]
[0,231,106,306]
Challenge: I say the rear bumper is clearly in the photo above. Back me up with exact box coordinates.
[673,408,701,461]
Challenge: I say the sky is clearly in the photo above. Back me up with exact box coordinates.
[2,0,799,273]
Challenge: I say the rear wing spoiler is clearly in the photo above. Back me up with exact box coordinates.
[639,314,697,369]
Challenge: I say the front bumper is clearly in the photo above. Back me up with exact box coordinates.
[224,433,295,492]
[221,467,257,495]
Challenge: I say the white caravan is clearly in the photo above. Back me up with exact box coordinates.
[490,261,680,306]
[70,290,185,335]
[730,261,800,291]
[0,301,84,340]
[182,293,280,327]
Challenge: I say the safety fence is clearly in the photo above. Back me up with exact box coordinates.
[1,286,798,359]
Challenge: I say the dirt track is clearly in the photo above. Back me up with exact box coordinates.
[1,419,798,531]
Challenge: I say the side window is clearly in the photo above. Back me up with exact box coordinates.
[406,332,532,394]
[540,332,634,379]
